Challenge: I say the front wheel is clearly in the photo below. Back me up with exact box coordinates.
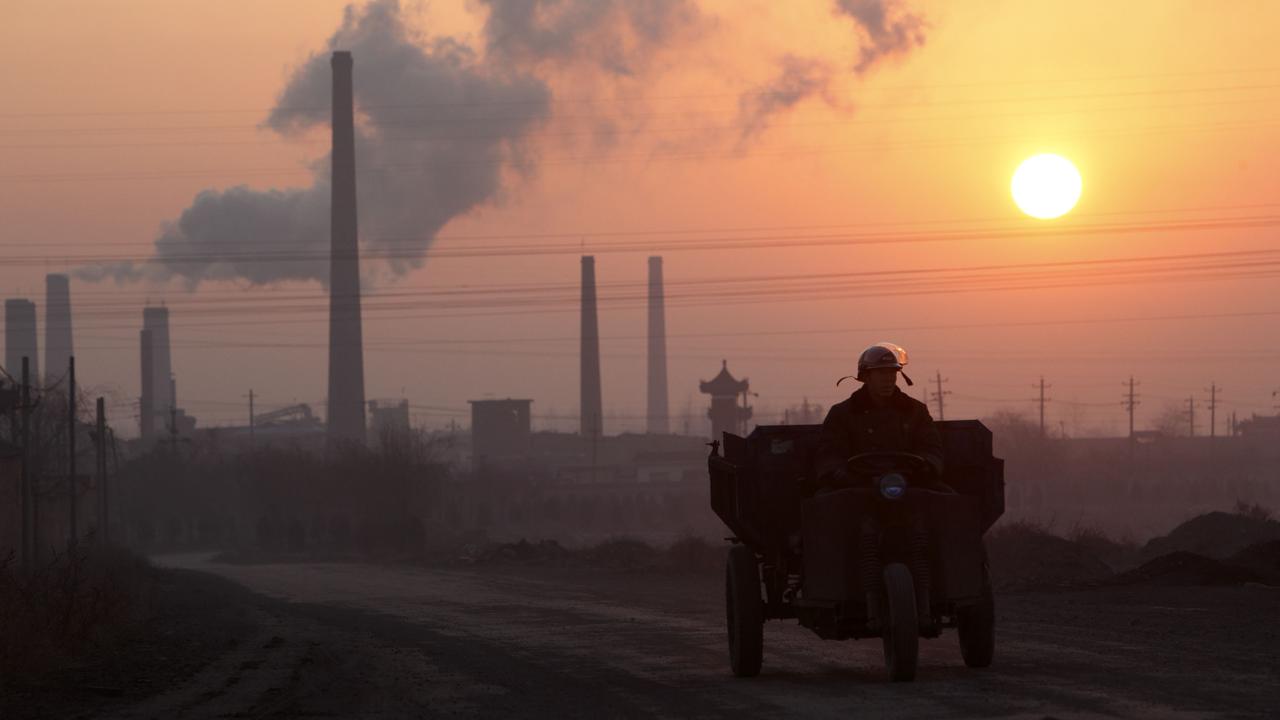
[957,576,995,668]
[725,544,763,677]
[882,562,919,682]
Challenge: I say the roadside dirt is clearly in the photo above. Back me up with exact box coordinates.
[82,553,1280,719]
[2,567,258,720]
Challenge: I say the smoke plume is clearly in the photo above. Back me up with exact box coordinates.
[738,55,836,141]
[834,0,927,74]
[477,0,703,75]
[86,0,551,287]
[80,0,927,287]
[736,0,927,137]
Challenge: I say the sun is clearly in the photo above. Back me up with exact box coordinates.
[1011,154,1082,219]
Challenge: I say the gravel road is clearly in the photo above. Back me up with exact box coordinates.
[117,554,1279,719]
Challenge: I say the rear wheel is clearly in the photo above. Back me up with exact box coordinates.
[882,563,919,682]
[957,574,995,668]
[725,544,763,677]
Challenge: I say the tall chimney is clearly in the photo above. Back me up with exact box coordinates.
[580,256,603,439]
[44,275,73,382]
[326,50,367,443]
[142,307,172,431]
[646,256,669,434]
[4,299,38,382]
[139,328,154,440]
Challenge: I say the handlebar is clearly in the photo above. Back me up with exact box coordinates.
[844,451,932,477]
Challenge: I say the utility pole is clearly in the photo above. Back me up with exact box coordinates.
[108,428,120,547]
[932,371,950,421]
[20,356,31,571]
[1034,376,1052,437]
[1121,376,1140,438]
[1186,395,1196,438]
[248,389,255,444]
[1206,383,1219,438]
[96,397,107,546]
[68,356,77,547]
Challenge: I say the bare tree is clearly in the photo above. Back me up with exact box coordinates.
[1152,402,1188,437]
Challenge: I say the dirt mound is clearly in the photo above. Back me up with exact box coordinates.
[1113,551,1262,586]
[661,536,724,574]
[462,539,574,566]
[584,538,663,570]
[1143,511,1280,560]
[1068,526,1139,570]
[1227,541,1280,584]
[986,521,1113,590]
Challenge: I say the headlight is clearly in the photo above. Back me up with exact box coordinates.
[878,473,907,500]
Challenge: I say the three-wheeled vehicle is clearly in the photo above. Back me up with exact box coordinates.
[708,421,1004,681]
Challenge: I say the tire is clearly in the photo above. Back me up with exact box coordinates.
[725,544,763,677]
[957,577,995,668]
[882,562,919,682]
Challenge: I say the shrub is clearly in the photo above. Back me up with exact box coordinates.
[0,544,152,680]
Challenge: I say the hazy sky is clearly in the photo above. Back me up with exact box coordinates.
[2,1,1278,437]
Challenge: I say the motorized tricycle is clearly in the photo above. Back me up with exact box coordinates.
[708,421,1004,681]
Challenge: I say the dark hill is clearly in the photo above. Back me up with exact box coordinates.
[1113,551,1262,587]
[1142,511,1280,559]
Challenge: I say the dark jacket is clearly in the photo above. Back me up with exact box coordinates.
[815,386,944,483]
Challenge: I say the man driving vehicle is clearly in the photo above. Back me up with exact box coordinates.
[815,341,944,487]
[814,341,944,633]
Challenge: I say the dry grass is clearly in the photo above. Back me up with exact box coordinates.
[0,544,152,681]
[1234,500,1274,523]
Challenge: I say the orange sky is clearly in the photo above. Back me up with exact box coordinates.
[2,1,1278,436]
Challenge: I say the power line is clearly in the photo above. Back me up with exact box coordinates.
[5,216,1279,267]
[4,103,1278,151]
[20,247,1280,311]
[12,254,1280,332]
[6,114,1279,182]
[51,307,1280,354]
[13,200,1280,251]
[4,75,1277,122]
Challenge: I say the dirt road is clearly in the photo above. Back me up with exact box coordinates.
[117,554,1278,719]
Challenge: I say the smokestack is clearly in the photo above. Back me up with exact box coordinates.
[142,306,173,433]
[580,255,603,439]
[326,50,367,443]
[4,299,38,382]
[139,329,154,440]
[44,275,73,382]
[646,256,669,434]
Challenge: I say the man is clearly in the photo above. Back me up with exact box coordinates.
[815,341,943,487]
[814,341,944,633]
